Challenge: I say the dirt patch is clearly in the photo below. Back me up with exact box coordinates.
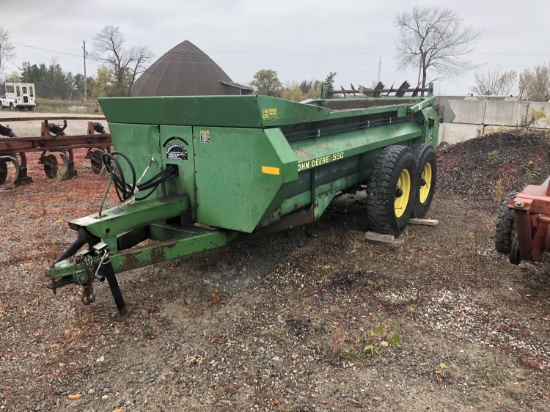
[437,130,550,202]
[0,130,549,411]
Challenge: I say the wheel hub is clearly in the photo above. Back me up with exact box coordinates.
[394,169,411,218]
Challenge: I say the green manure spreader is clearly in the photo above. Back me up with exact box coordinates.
[47,85,439,319]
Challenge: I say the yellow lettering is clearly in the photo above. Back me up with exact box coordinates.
[298,153,345,172]
[262,108,278,119]
[332,152,344,161]
[298,161,310,172]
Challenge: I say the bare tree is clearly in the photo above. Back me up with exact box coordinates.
[0,26,16,75]
[394,5,480,89]
[126,45,153,96]
[518,64,550,102]
[471,67,517,96]
[92,25,153,96]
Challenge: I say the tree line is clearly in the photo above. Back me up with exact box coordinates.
[472,65,550,101]
[0,25,153,100]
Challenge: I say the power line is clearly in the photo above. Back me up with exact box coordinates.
[13,42,82,58]
[472,52,550,56]
[32,41,82,46]
[201,49,550,57]
[210,50,392,56]
[14,41,550,59]
[209,49,550,57]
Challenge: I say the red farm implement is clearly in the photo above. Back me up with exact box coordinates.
[0,117,111,186]
[496,176,550,264]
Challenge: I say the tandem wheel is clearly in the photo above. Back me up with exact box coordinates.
[366,145,418,236]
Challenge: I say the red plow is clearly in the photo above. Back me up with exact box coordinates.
[0,117,111,186]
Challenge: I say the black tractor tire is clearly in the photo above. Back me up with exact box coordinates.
[495,192,517,253]
[366,145,418,236]
[411,144,437,218]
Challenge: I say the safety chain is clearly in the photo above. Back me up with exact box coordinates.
[70,249,110,305]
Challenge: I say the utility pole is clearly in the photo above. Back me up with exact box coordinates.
[377,56,381,84]
[82,40,87,101]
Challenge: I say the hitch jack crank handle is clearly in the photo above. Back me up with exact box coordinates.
[100,257,132,322]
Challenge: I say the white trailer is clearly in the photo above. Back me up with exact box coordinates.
[0,83,37,110]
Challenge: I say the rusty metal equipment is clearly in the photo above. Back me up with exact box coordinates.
[496,177,550,264]
[324,81,422,99]
[0,123,16,137]
[46,85,439,319]
[0,117,111,185]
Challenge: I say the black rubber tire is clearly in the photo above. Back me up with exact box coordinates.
[0,161,7,185]
[366,145,418,236]
[411,144,437,218]
[495,192,517,253]
[43,154,58,179]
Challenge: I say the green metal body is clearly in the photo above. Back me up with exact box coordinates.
[46,92,438,286]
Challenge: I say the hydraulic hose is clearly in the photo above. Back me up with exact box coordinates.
[101,152,179,202]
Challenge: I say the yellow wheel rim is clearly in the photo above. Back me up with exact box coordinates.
[418,163,432,204]
[394,168,411,218]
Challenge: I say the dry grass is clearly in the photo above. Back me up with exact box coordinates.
[34,98,102,114]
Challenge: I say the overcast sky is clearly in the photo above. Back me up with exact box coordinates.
[2,0,549,96]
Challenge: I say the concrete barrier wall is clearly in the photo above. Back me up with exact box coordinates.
[483,101,530,126]
[438,123,481,146]
[437,98,550,145]
[443,100,485,124]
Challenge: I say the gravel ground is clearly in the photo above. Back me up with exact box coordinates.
[0,119,549,411]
